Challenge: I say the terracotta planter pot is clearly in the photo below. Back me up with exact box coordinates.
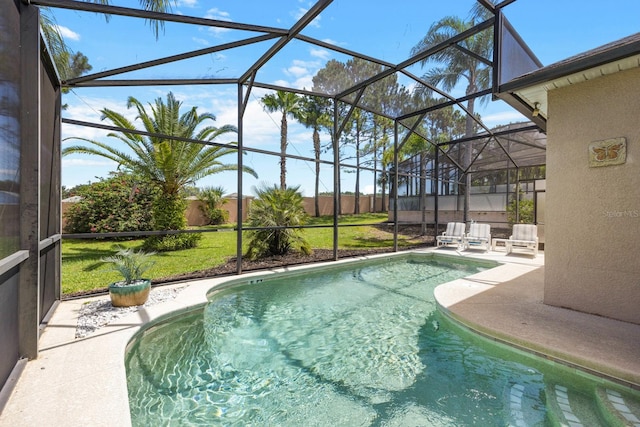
[108,279,151,307]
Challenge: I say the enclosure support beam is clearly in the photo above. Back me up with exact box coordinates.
[18,3,41,359]
[66,34,278,85]
[239,0,332,83]
[236,84,245,275]
[515,167,521,223]
[336,88,365,138]
[434,152,440,239]
[29,0,290,35]
[332,99,339,261]
[393,121,399,252]
[240,71,257,118]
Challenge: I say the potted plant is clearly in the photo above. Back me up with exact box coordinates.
[102,247,155,307]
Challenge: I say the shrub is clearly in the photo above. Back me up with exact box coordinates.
[245,184,312,260]
[198,186,229,225]
[142,192,201,252]
[63,173,157,234]
[150,192,187,230]
[507,190,535,224]
[142,233,201,252]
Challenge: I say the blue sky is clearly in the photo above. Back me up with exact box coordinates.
[55,0,640,197]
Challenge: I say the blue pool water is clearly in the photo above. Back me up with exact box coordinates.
[125,254,640,426]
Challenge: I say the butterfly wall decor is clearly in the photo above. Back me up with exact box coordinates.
[588,137,626,167]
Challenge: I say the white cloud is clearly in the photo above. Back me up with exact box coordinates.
[293,7,321,28]
[205,8,231,20]
[310,48,330,60]
[192,37,209,46]
[287,65,308,78]
[62,158,116,167]
[207,26,231,36]
[62,95,138,143]
[272,57,326,91]
[293,75,314,90]
[177,0,197,7]
[294,58,318,68]
[320,38,339,46]
[56,25,80,41]
[215,96,282,147]
[271,79,290,88]
[204,8,233,36]
[481,110,527,125]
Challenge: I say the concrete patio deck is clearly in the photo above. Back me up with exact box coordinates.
[1,248,638,426]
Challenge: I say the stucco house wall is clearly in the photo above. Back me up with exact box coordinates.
[544,66,640,324]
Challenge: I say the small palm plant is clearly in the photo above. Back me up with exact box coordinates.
[102,248,156,286]
[102,247,156,307]
[245,184,312,260]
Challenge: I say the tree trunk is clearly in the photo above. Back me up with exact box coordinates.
[381,144,387,212]
[313,128,320,217]
[381,173,387,213]
[280,114,287,190]
[372,149,378,213]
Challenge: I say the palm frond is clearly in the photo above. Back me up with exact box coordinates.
[63,91,255,196]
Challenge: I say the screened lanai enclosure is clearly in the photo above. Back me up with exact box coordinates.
[393,122,546,228]
[0,0,548,398]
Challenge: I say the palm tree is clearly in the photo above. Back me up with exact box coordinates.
[298,96,330,217]
[40,11,92,85]
[244,184,312,260]
[63,92,257,250]
[410,5,493,222]
[261,91,303,190]
[364,116,393,213]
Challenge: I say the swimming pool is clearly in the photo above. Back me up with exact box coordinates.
[125,253,640,426]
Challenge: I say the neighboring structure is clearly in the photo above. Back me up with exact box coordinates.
[499,33,640,325]
[391,121,547,235]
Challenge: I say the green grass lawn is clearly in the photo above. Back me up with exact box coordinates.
[62,213,421,295]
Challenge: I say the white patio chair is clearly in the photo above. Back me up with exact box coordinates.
[463,223,491,252]
[506,224,539,257]
[436,222,466,249]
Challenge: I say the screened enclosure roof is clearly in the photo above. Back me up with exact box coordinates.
[397,121,546,176]
[38,0,556,179]
[498,32,640,126]
[47,0,503,119]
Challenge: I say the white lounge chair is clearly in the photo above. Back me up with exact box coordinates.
[463,223,491,252]
[506,224,539,257]
[436,222,465,249]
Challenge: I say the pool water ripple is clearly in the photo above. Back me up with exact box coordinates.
[126,255,640,426]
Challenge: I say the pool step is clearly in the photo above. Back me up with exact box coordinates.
[594,387,640,427]
[545,384,605,427]
[505,382,546,427]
